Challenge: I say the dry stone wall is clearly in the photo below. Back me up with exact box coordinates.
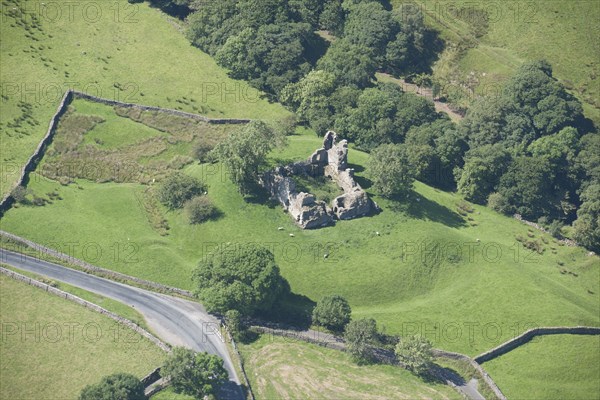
[0,230,194,298]
[0,90,249,216]
[71,91,251,125]
[0,266,171,353]
[474,326,600,364]
[0,90,73,215]
[252,323,506,399]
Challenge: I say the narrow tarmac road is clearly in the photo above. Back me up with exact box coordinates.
[0,248,244,400]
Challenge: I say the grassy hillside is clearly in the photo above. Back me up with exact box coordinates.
[1,100,598,356]
[484,335,600,400]
[239,335,460,399]
[392,0,600,123]
[0,0,290,198]
[0,274,166,399]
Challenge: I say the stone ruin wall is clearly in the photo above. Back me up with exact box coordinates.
[261,131,379,229]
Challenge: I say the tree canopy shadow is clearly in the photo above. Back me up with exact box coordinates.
[261,291,316,330]
[387,190,466,228]
[422,363,464,385]
[217,379,248,400]
[147,0,192,20]
[243,181,279,209]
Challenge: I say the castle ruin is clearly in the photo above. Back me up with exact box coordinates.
[261,131,379,229]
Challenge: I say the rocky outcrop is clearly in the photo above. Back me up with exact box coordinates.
[262,131,378,229]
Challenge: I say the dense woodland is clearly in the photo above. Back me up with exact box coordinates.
[135,0,599,252]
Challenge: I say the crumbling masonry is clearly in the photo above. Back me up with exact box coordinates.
[261,131,379,229]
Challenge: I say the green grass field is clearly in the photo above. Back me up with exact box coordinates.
[1,100,598,356]
[1,263,151,331]
[0,274,166,400]
[239,334,460,399]
[151,388,194,400]
[2,1,598,397]
[392,0,600,123]
[0,0,290,198]
[484,335,600,400]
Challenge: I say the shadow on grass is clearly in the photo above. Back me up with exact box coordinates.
[237,329,260,345]
[387,190,466,228]
[261,291,316,330]
[347,163,373,190]
[347,163,365,174]
[243,182,280,209]
[218,379,248,400]
[422,363,464,386]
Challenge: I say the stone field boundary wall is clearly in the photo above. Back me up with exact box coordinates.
[216,317,256,400]
[0,266,171,353]
[0,266,168,390]
[0,90,250,215]
[72,91,251,125]
[0,90,73,215]
[433,349,507,400]
[252,324,505,399]
[249,323,600,400]
[513,214,580,248]
[0,244,256,397]
[474,326,600,364]
[0,230,195,298]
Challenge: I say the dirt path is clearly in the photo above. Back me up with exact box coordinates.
[377,73,465,123]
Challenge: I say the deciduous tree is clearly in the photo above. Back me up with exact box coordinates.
[192,244,289,315]
[395,335,433,375]
[79,373,145,400]
[161,348,228,399]
[312,295,351,332]
[368,143,415,197]
[344,318,378,363]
